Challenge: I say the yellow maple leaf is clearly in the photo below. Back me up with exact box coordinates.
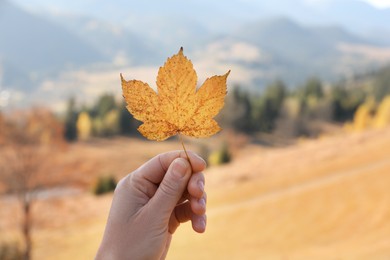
[121,47,230,141]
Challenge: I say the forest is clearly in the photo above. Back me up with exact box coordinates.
[55,65,390,141]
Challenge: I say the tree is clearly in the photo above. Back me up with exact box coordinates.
[64,97,78,141]
[330,84,365,122]
[91,109,121,137]
[234,89,253,132]
[374,95,390,129]
[218,86,252,133]
[353,97,376,131]
[274,97,303,138]
[92,93,117,118]
[76,111,92,141]
[372,66,390,101]
[253,80,287,132]
[303,77,324,99]
[264,80,286,107]
[0,109,65,260]
[119,101,139,135]
[103,109,120,136]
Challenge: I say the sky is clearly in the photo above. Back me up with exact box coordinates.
[8,0,390,36]
[305,0,390,8]
[12,0,390,9]
[361,0,390,8]
[11,0,390,18]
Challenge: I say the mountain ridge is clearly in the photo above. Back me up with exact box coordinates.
[0,0,107,90]
[1,0,390,107]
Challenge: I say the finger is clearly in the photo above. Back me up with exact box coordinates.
[177,171,205,204]
[174,202,192,223]
[189,192,207,215]
[126,173,159,200]
[169,201,207,234]
[187,171,205,199]
[192,214,207,233]
[177,193,189,205]
[135,150,206,185]
[149,158,192,219]
[169,201,192,234]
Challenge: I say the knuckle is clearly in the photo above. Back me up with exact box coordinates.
[129,172,152,197]
[114,176,127,194]
[160,178,180,198]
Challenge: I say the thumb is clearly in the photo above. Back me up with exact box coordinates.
[149,158,191,219]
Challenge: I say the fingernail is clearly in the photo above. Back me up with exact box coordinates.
[198,181,204,193]
[173,158,188,178]
[199,215,207,230]
[199,197,206,208]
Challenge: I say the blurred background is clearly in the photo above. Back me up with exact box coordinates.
[1,0,390,259]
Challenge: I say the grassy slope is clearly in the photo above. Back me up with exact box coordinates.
[169,127,390,259]
[1,128,389,259]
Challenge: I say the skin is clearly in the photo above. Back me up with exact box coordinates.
[96,151,207,260]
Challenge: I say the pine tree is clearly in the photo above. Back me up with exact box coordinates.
[64,97,78,141]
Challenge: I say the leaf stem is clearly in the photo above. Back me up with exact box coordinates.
[179,134,193,172]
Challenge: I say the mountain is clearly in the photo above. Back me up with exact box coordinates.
[195,17,389,88]
[230,0,390,37]
[43,13,164,66]
[12,0,390,44]
[2,0,390,108]
[305,0,390,38]
[0,0,106,90]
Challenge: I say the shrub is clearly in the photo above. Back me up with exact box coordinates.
[0,241,23,260]
[93,175,117,195]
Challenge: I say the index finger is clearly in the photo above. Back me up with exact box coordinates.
[135,150,206,184]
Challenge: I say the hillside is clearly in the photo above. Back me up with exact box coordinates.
[13,0,390,39]
[43,13,162,65]
[169,127,390,259]
[196,17,390,88]
[1,127,389,259]
[2,0,390,106]
[0,0,106,90]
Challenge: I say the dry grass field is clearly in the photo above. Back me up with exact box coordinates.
[1,126,390,259]
[169,127,390,259]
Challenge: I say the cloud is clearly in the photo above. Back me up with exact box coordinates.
[362,0,390,8]
[303,0,390,9]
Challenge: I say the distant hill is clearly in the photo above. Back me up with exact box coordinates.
[197,17,390,88]
[1,0,390,107]
[234,0,390,40]
[0,0,106,90]
[14,0,390,44]
[43,14,163,66]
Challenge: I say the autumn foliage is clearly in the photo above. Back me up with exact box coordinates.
[346,96,390,131]
[121,48,230,141]
[0,109,65,260]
